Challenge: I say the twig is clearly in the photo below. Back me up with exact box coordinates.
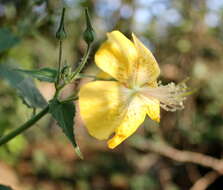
[189,171,220,190]
[71,44,92,80]
[131,137,223,174]
[56,40,63,87]
[60,96,78,103]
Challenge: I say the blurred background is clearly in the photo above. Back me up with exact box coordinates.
[0,0,223,189]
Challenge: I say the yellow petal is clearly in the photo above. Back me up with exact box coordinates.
[96,71,113,80]
[132,33,160,86]
[79,81,127,140]
[108,95,147,149]
[146,98,160,123]
[139,95,160,123]
[139,82,160,123]
[95,30,137,83]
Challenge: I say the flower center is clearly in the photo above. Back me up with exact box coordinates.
[139,82,190,111]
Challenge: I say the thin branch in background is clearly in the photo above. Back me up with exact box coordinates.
[130,137,223,174]
[189,171,220,190]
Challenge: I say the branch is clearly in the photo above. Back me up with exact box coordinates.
[71,44,92,80]
[189,171,220,190]
[131,137,223,174]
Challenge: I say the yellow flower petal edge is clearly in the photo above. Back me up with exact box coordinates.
[96,71,113,80]
[79,81,123,140]
[107,95,147,149]
[140,95,160,123]
[131,33,160,86]
[143,81,160,122]
[95,30,137,83]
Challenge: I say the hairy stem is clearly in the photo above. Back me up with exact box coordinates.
[54,44,93,98]
[60,96,78,103]
[0,106,49,146]
[71,44,92,80]
[55,40,63,89]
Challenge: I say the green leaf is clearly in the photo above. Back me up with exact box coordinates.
[49,99,83,159]
[16,68,57,82]
[0,28,20,53]
[0,184,13,190]
[0,64,47,108]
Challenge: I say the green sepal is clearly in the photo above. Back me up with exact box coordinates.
[83,8,95,45]
[56,8,67,40]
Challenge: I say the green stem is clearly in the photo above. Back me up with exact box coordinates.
[60,96,78,103]
[0,105,49,146]
[54,44,93,98]
[71,44,92,80]
[56,40,63,88]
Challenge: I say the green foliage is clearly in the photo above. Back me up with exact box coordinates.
[49,99,83,159]
[0,184,13,190]
[0,28,20,53]
[32,149,72,178]
[0,135,27,164]
[0,64,47,108]
[0,86,18,136]
[130,175,157,190]
[16,68,57,83]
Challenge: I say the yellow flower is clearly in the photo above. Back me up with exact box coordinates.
[79,30,188,149]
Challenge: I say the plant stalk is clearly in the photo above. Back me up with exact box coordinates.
[56,40,63,88]
[71,44,92,80]
[60,96,78,103]
[54,44,93,98]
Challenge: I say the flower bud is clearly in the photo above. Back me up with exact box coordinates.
[83,8,95,45]
[56,8,67,40]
